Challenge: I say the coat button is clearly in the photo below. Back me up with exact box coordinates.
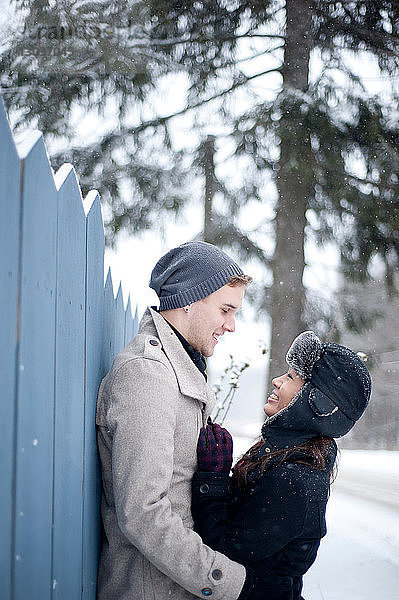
[149,339,158,346]
[201,588,212,596]
[199,484,209,494]
[211,569,223,580]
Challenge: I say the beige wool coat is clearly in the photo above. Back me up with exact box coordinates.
[96,307,246,600]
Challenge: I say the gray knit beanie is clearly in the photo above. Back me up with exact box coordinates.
[150,241,244,311]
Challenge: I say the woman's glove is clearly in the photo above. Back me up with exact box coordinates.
[197,421,233,473]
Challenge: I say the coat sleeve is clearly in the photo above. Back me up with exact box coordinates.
[105,355,246,600]
[192,467,308,564]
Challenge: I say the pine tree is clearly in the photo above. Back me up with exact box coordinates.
[145,0,399,375]
[2,1,398,379]
[0,0,192,243]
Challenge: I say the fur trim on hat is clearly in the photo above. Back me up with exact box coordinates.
[286,331,323,380]
[262,335,372,449]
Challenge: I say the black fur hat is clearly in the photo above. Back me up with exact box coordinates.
[262,331,372,449]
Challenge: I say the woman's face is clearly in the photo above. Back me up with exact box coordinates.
[264,368,305,417]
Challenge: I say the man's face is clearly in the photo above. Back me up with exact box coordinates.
[183,284,245,357]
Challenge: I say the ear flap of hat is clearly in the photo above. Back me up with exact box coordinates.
[308,387,339,417]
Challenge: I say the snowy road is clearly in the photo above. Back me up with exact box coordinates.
[303,450,399,600]
[332,450,399,510]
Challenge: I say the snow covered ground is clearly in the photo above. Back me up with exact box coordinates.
[234,435,399,600]
[303,450,399,600]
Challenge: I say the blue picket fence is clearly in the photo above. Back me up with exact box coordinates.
[0,98,138,600]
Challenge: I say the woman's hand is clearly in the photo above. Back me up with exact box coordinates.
[197,420,233,473]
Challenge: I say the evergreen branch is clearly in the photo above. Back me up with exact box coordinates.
[132,66,281,134]
[202,45,284,73]
[227,32,286,41]
[140,31,285,49]
[199,216,270,265]
[315,161,399,192]
[51,65,280,161]
[235,47,284,64]
[143,0,286,46]
[311,2,399,60]
[344,171,398,191]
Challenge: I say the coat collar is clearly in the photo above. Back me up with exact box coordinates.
[166,320,208,380]
[140,308,215,407]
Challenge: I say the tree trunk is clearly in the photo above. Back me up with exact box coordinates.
[200,134,217,242]
[267,0,313,384]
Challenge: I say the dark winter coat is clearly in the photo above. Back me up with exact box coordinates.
[191,331,369,599]
[192,441,337,600]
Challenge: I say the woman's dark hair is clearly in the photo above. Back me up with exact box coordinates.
[232,436,338,489]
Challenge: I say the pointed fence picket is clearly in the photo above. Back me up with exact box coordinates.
[52,164,86,599]
[14,131,58,600]
[0,98,138,600]
[82,190,105,600]
[0,90,21,600]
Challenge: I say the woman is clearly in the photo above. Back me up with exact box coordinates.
[192,331,371,599]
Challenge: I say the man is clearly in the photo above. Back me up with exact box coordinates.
[96,241,287,600]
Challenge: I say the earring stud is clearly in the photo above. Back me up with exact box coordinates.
[184,306,190,313]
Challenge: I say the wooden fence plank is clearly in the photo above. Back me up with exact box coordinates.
[133,305,139,338]
[82,191,104,600]
[114,284,126,354]
[124,296,134,346]
[0,97,20,600]
[13,132,57,600]
[0,99,139,600]
[103,270,116,373]
[52,165,86,599]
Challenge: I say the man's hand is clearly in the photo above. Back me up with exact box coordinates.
[197,421,233,473]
